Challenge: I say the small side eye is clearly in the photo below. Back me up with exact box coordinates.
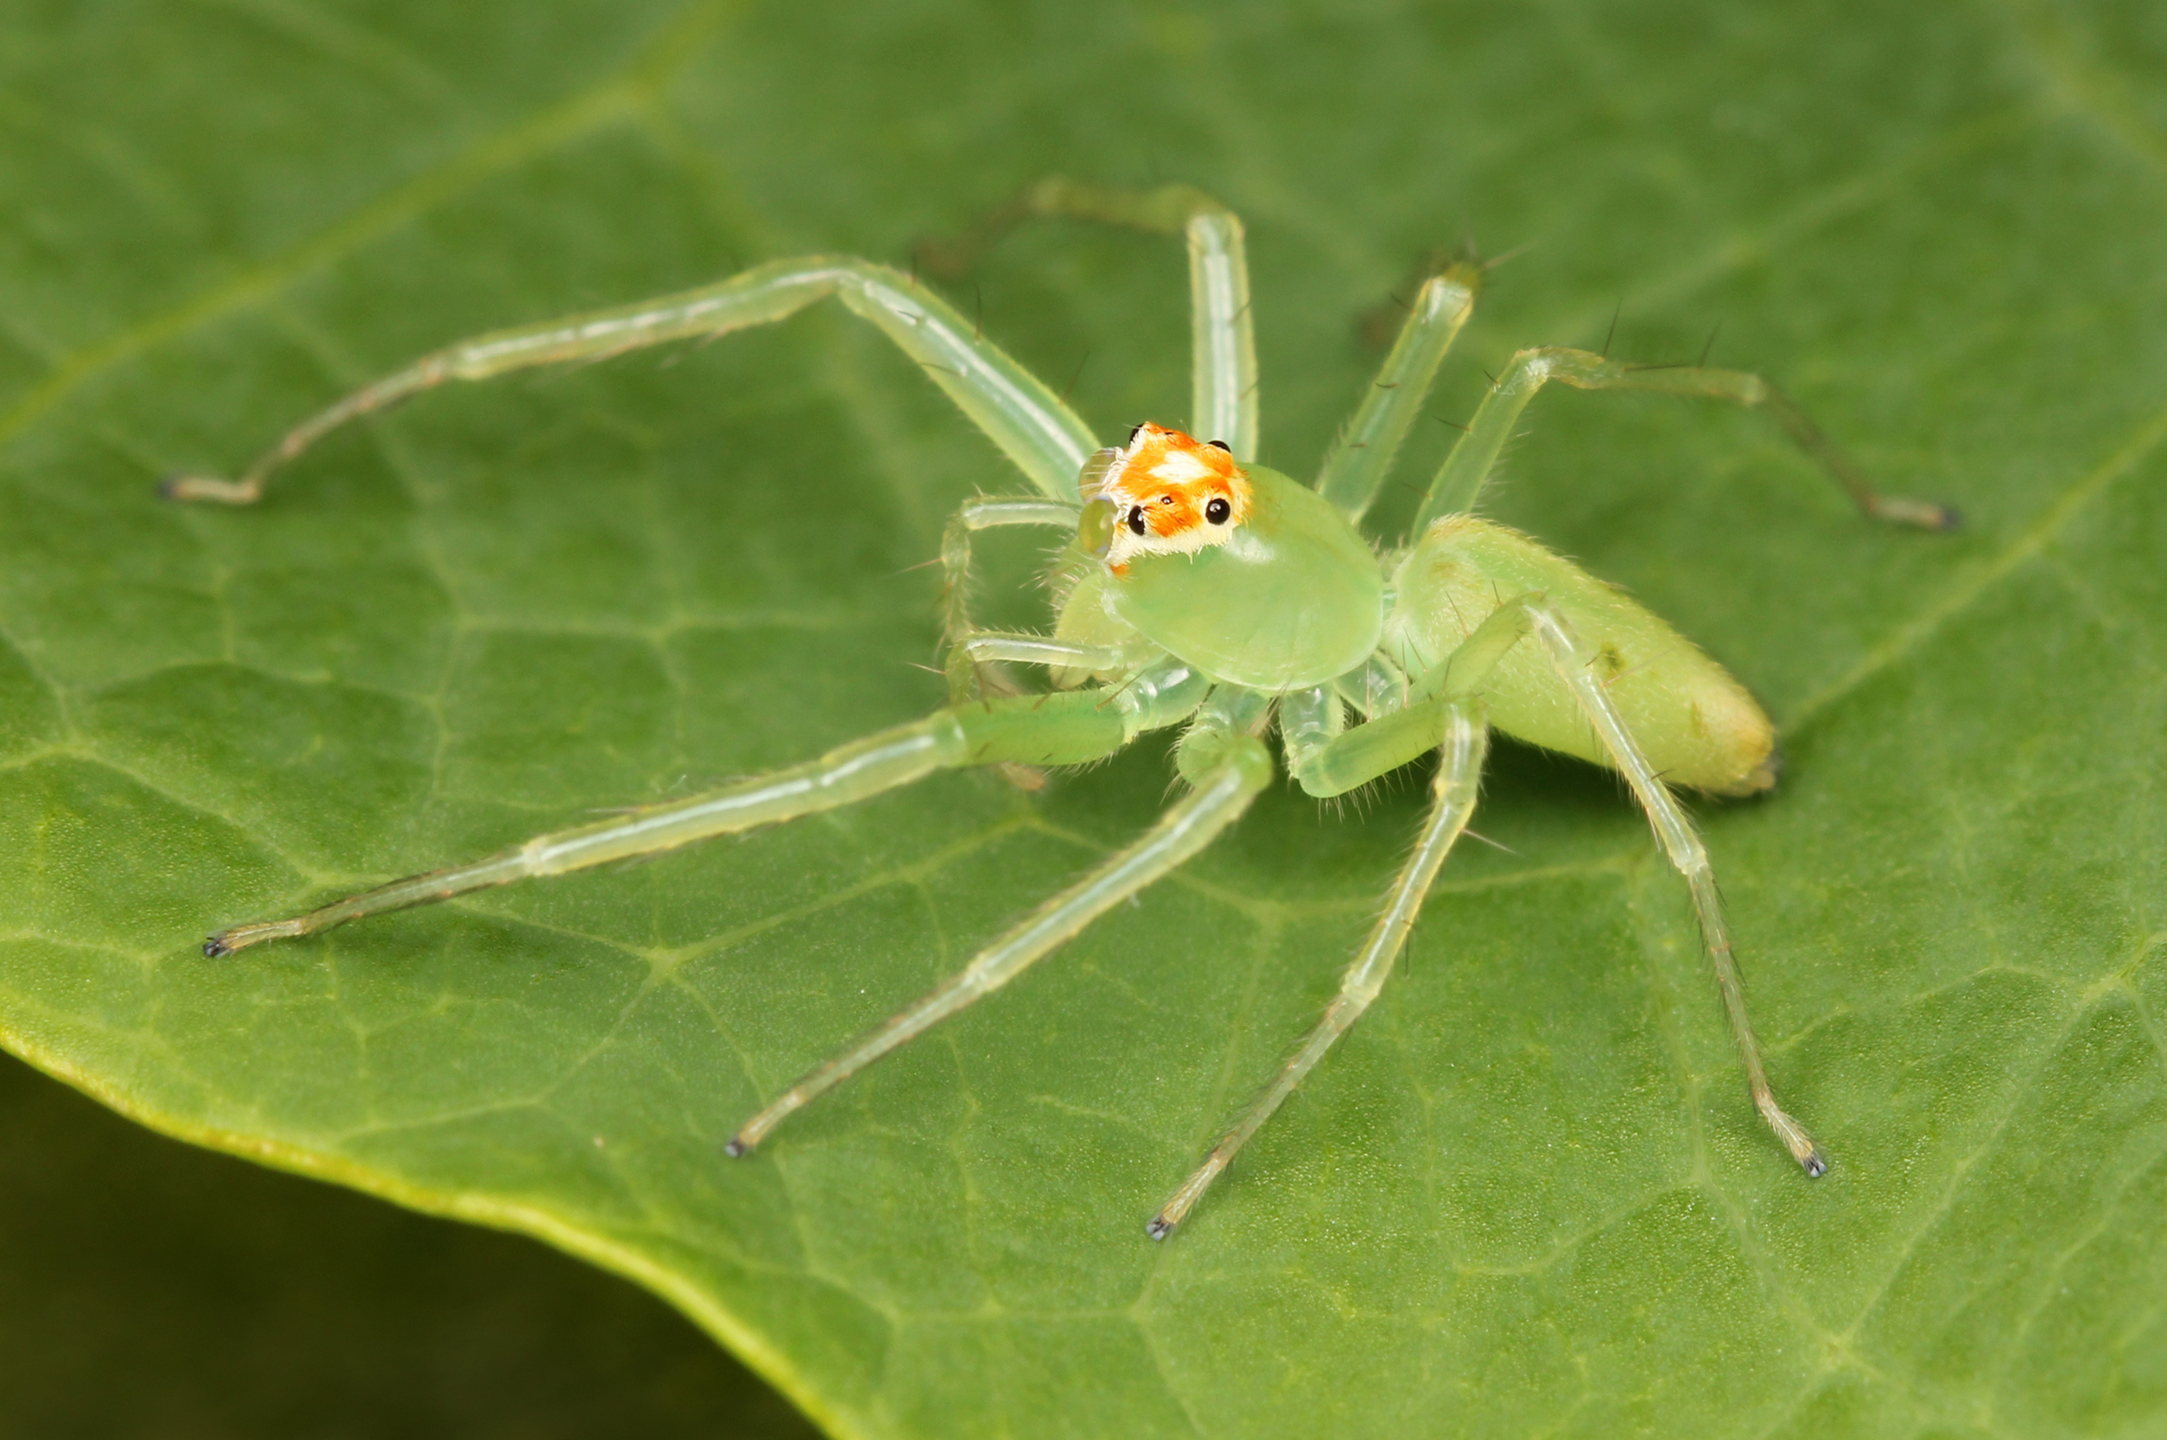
[1205,497,1231,525]
[1206,439,1231,452]
[1126,505,1148,535]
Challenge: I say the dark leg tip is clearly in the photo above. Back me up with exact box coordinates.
[1802,1150,1830,1179]
[722,1138,749,1159]
[201,933,231,958]
[1934,504,1964,533]
[1146,1215,1173,1241]
[156,474,190,501]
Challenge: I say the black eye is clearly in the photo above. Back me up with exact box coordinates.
[1126,423,1147,445]
[1205,497,1231,525]
[1126,505,1148,535]
[1206,439,1231,452]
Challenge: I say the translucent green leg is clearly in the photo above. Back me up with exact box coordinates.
[163,256,1099,506]
[726,696,1272,1156]
[1152,700,1489,1238]
[1331,653,1414,720]
[1411,346,1959,534]
[937,495,1081,706]
[202,665,1210,957]
[1152,604,1537,1233]
[922,177,1258,459]
[1282,598,1540,798]
[952,632,1143,673]
[942,626,1156,797]
[1521,598,1827,1177]
[1315,262,1482,525]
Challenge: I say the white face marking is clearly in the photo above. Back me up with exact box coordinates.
[1147,450,1216,485]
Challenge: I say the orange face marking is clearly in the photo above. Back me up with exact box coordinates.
[1091,422,1253,575]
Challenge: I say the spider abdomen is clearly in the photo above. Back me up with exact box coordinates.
[1386,515,1778,795]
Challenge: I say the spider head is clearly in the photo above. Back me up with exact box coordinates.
[1076,422,1253,577]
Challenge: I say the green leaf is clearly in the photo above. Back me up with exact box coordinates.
[3,2,2163,1437]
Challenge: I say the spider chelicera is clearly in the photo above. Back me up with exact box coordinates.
[169,180,1952,1237]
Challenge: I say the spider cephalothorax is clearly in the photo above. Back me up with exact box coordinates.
[1089,421,1252,574]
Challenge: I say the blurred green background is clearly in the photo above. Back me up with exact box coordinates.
[3,0,2165,1436]
[0,1050,816,1436]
